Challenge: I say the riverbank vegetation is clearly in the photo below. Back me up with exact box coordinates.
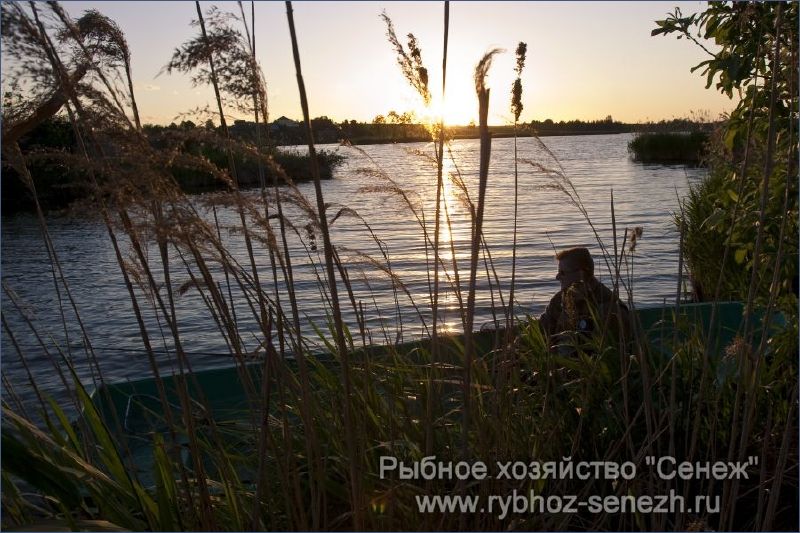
[1,115,344,213]
[660,2,798,307]
[1,1,796,532]
[0,3,343,214]
[666,6,799,531]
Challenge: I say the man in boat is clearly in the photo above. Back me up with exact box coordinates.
[539,247,629,352]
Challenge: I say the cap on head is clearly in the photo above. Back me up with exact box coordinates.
[556,247,594,277]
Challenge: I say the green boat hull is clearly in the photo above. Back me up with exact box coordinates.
[87,301,782,481]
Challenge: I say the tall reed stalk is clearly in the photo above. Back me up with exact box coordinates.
[285,2,363,528]
[507,42,526,335]
[426,0,449,459]
[462,49,500,454]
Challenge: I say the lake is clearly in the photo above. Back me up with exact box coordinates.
[2,133,705,407]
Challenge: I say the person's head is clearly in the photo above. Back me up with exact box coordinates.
[555,247,594,291]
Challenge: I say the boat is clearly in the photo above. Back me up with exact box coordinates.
[87,301,783,481]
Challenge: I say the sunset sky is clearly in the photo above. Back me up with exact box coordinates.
[52,1,734,126]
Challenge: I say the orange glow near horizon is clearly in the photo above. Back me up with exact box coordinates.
[46,1,733,127]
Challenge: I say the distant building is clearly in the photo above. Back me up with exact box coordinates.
[271,116,300,130]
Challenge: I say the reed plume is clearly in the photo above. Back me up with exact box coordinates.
[380,11,431,105]
[511,42,526,122]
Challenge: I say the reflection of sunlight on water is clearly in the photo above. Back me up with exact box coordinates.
[438,156,457,248]
[440,320,457,334]
[435,154,464,332]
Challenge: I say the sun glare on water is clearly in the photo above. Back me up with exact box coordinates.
[438,156,459,246]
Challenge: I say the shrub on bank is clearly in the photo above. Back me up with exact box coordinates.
[627,131,708,164]
[1,117,345,212]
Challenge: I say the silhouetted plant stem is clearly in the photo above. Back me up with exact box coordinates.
[193,2,271,347]
[742,3,782,337]
[688,39,763,474]
[285,2,363,528]
[25,4,205,523]
[3,280,78,415]
[26,2,156,458]
[231,6,304,524]
[426,0,449,459]
[724,7,783,527]
[463,51,496,456]
[507,41,527,338]
[249,9,324,520]
[192,2,268,436]
[26,8,200,516]
[762,383,796,531]
[507,126,519,329]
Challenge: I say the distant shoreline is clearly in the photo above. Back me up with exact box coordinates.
[222,117,716,148]
[335,128,629,146]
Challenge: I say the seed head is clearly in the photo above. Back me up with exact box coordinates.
[511,78,523,121]
[381,12,431,104]
[515,42,527,76]
[510,42,527,122]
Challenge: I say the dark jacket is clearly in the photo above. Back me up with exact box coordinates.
[539,277,629,346]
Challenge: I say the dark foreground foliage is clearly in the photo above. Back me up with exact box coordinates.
[1,1,796,531]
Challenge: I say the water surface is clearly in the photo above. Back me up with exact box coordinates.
[2,133,705,405]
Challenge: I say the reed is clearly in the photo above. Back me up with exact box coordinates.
[461,47,500,460]
[285,1,363,527]
[507,41,526,335]
[427,0,449,460]
[1,1,796,531]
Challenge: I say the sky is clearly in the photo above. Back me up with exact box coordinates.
[47,1,734,126]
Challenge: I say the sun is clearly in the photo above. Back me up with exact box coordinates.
[413,91,478,127]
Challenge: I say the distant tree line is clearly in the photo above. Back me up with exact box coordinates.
[372,110,417,124]
[220,113,721,146]
[526,115,718,135]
